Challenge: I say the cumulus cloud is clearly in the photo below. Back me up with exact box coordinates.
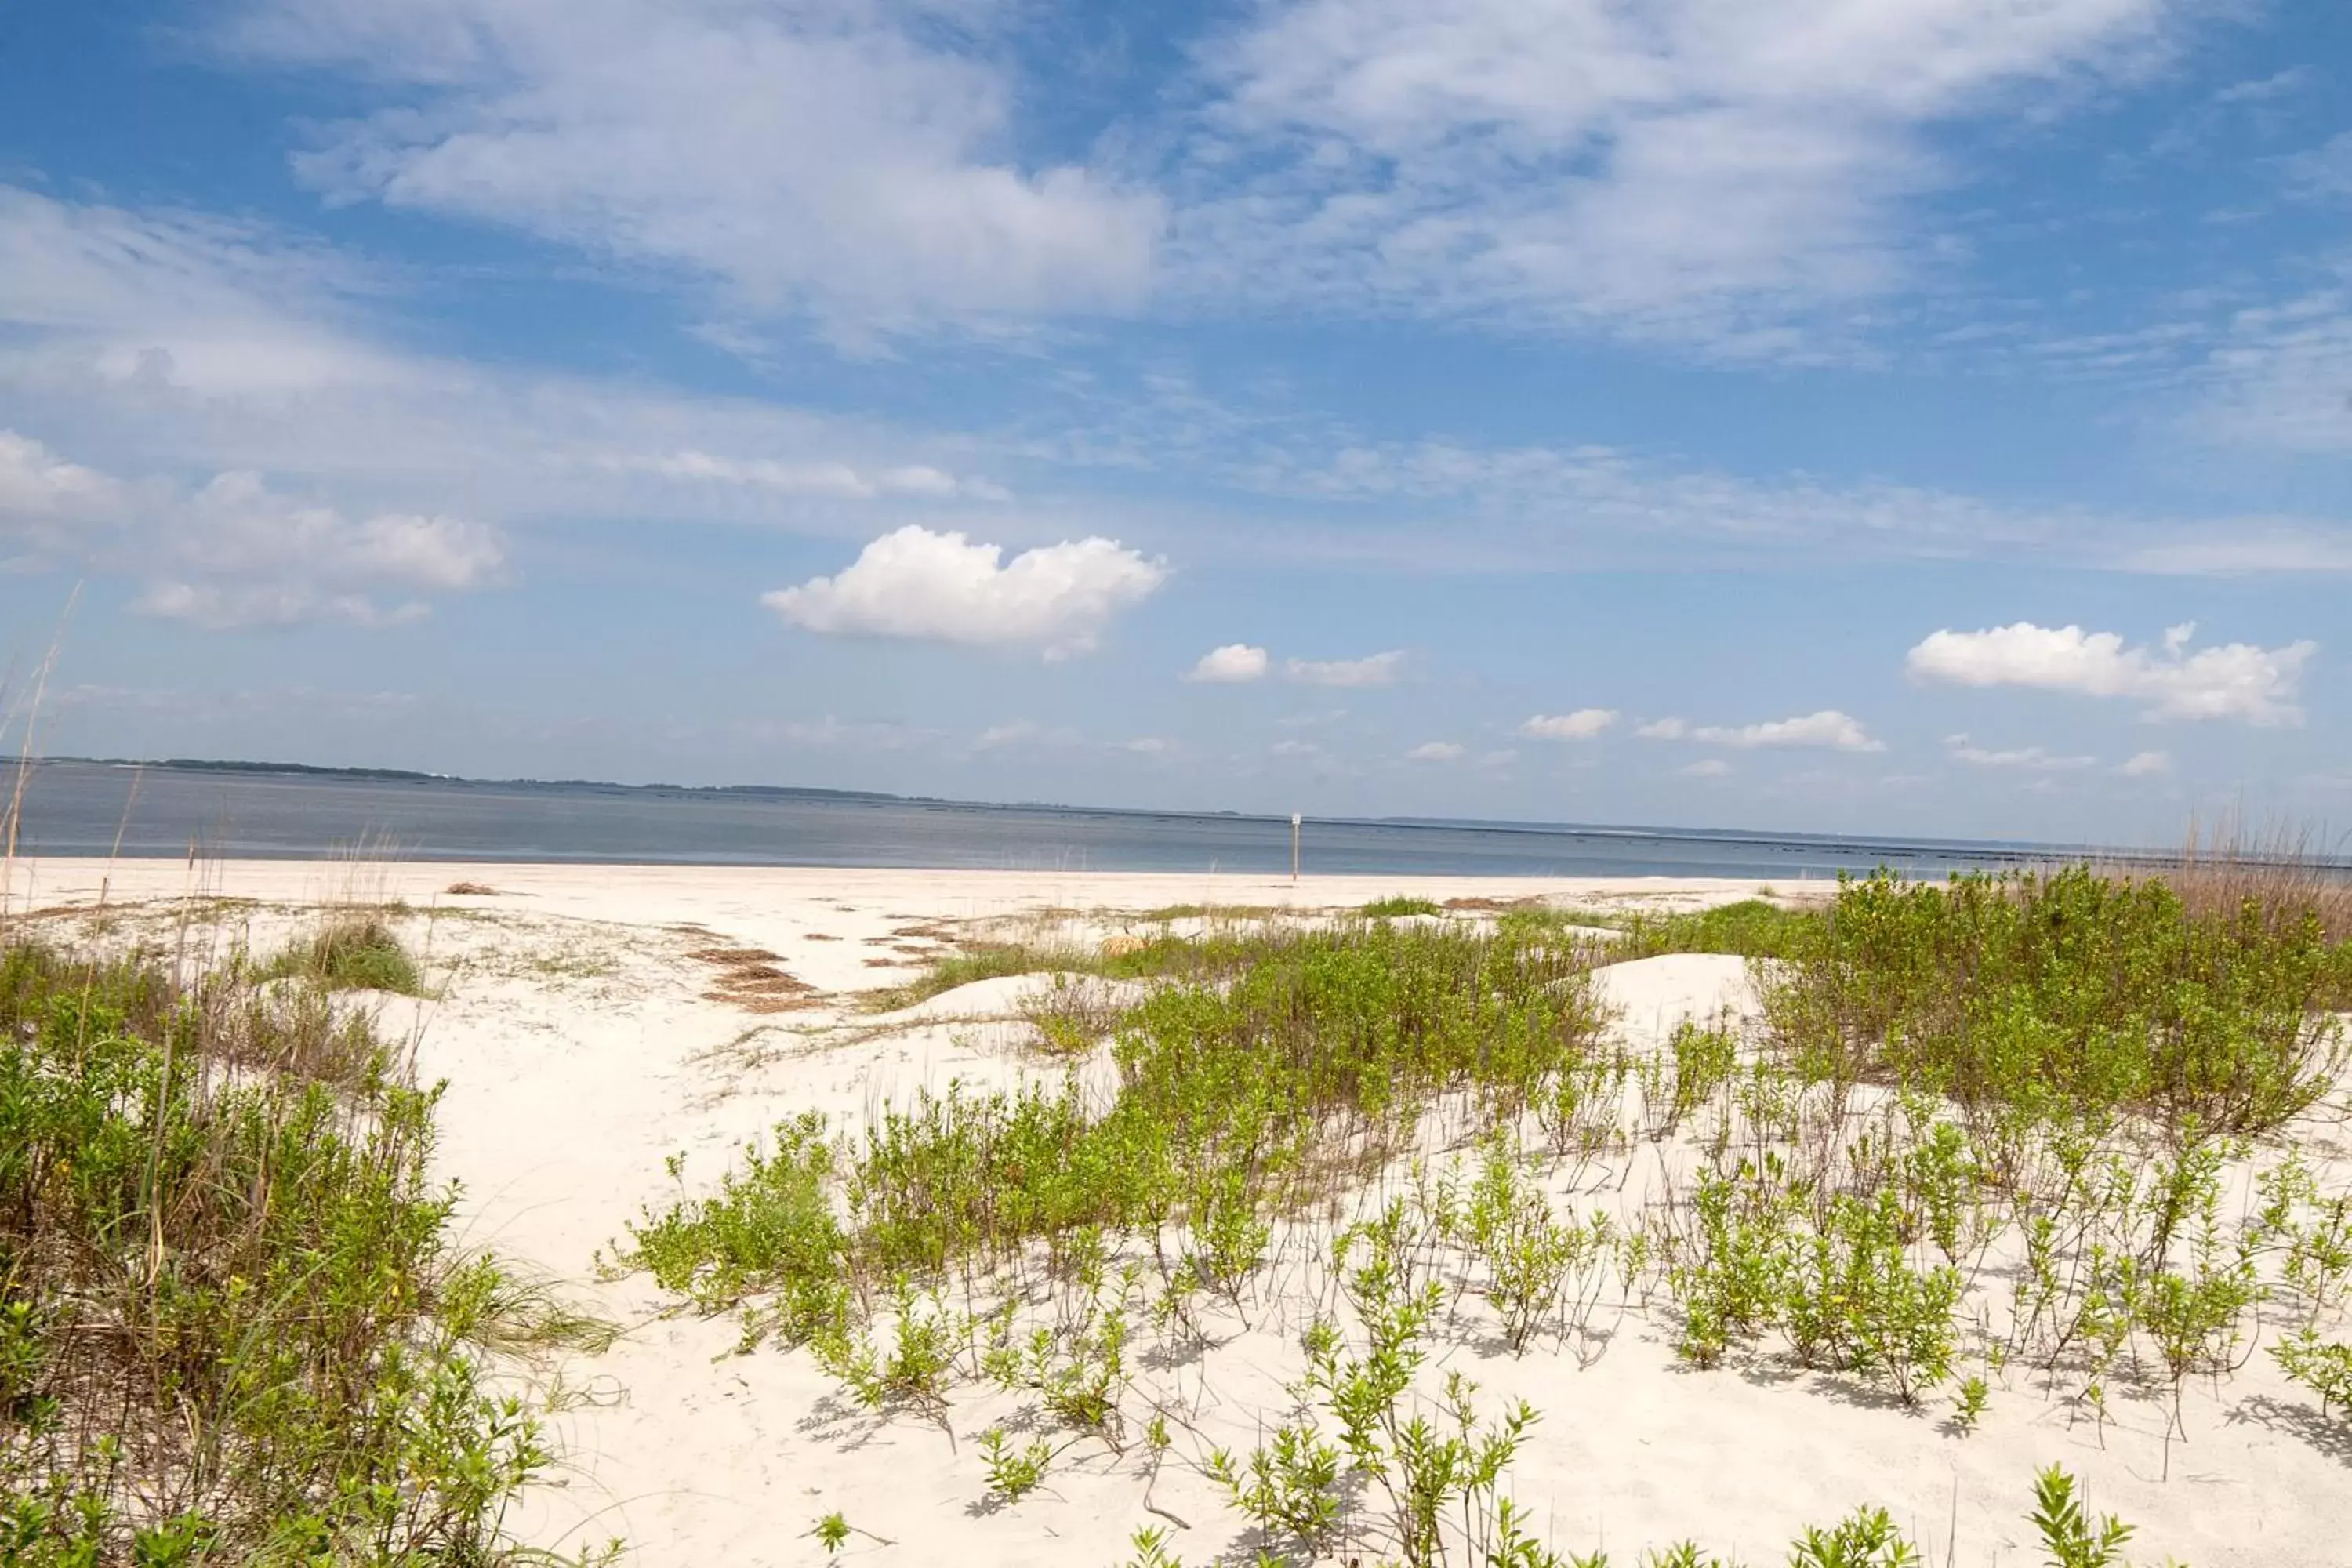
[1689,710,1884,752]
[2119,750,2173,777]
[1187,643,1269,683]
[1906,621,2316,724]
[1286,650,1406,688]
[0,430,503,628]
[1944,734,2096,771]
[1521,708,1617,740]
[0,430,123,524]
[764,526,1166,657]
[1406,741,1465,762]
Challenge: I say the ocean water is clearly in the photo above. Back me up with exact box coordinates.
[12,760,2052,880]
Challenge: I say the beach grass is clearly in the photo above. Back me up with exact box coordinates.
[260,913,427,994]
[0,932,603,1563]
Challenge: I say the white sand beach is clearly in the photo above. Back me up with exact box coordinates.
[9,858,2346,1566]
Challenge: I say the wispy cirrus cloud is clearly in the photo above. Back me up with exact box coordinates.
[1944,734,2097,771]
[1637,709,1882,751]
[1286,650,1406,688]
[1180,0,2188,352]
[216,0,1163,339]
[0,185,1029,533]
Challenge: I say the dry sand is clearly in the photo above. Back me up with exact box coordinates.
[8,858,2346,1566]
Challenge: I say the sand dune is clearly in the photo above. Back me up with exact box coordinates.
[10,859,2344,1566]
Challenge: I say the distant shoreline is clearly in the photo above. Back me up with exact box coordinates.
[26,753,2117,864]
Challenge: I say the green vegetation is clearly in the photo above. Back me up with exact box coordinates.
[627,919,1609,1323]
[1621,897,1825,960]
[1763,868,2350,1131]
[862,942,1058,1010]
[621,858,2352,1563]
[1359,895,1443,918]
[0,938,596,1563]
[261,915,426,995]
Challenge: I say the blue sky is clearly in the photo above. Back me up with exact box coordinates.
[2,0,2348,844]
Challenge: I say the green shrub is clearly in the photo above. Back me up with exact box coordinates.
[2273,1328,2352,1417]
[1762,869,2349,1133]
[0,940,585,1562]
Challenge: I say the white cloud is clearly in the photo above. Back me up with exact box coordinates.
[2283,132,2352,202]
[1406,741,1465,762]
[5,183,2343,601]
[2119,750,2172,777]
[1905,621,2316,724]
[1117,737,1174,756]
[1635,717,1688,739]
[1186,0,2182,349]
[1679,758,1730,778]
[219,0,1163,336]
[0,429,127,557]
[2118,529,2352,575]
[610,451,1002,501]
[763,525,1166,656]
[0,430,503,629]
[1286,650,1406,688]
[744,715,942,751]
[1690,710,1884,752]
[971,719,1091,751]
[1943,734,2096,771]
[2181,284,2352,456]
[1520,707,1617,740]
[0,186,1038,543]
[1187,643,1270,683]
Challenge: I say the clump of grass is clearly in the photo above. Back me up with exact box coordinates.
[0,938,594,1562]
[1136,903,1279,923]
[1360,895,1443,919]
[1621,898,1827,960]
[862,942,1074,1010]
[263,915,426,995]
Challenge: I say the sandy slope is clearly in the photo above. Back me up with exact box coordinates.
[8,859,2345,1566]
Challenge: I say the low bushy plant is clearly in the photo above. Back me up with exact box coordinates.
[1762,868,2349,1134]
[0,938,587,1562]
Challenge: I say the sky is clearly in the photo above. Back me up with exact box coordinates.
[1,0,2349,845]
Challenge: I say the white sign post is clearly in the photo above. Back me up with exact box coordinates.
[1290,813,1301,883]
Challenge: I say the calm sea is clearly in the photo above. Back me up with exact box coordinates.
[11,760,2056,880]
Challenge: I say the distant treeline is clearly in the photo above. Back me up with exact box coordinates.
[36,755,938,804]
